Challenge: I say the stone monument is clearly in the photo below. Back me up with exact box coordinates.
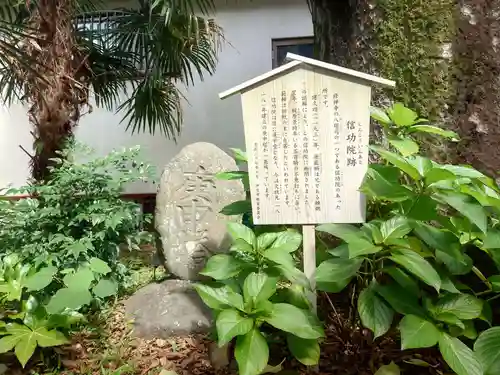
[125,142,245,339]
[155,142,245,281]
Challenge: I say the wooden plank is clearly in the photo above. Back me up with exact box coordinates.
[302,224,317,311]
[286,53,396,88]
[241,66,370,225]
[218,61,302,99]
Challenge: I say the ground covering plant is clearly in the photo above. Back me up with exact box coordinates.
[199,103,500,375]
[0,142,154,367]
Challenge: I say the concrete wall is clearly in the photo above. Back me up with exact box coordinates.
[0,0,313,193]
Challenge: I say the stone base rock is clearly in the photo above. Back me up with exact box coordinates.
[124,280,212,338]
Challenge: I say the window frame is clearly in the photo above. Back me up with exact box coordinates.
[271,36,314,69]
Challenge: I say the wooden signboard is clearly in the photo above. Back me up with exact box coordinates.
[219,53,395,310]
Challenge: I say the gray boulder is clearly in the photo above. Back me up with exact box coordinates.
[124,279,212,338]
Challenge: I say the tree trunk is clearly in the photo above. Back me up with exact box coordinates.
[308,0,353,66]
[22,0,88,181]
[450,0,500,177]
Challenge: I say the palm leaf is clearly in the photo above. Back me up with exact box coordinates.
[116,76,183,138]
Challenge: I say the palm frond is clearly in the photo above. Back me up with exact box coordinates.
[93,0,223,138]
[77,39,138,111]
[116,76,183,139]
[149,0,216,23]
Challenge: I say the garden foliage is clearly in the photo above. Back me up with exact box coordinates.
[0,142,154,366]
[199,103,500,375]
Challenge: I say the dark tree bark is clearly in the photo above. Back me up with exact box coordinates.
[451,0,500,177]
[21,0,89,181]
[307,0,353,66]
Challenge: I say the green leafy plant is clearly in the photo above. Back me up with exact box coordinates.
[0,142,155,366]
[215,148,252,222]
[316,103,500,375]
[195,223,324,375]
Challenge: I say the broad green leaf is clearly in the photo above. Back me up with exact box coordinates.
[370,106,391,125]
[390,249,441,291]
[235,328,269,375]
[263,248,295,268]
[388,102,418,126]
[483,230,500,249]
[440,165,485,179]
[220,200,252,216]
[287,334,320,366]
[229,148,248,163]
[406,155,433,177]
[46,288,93,314]
[264,303,324,339]
[361,223,383,244]
[271,230,302,253]
[315,223,366,243]
[63,268,94,290]
[425,168,456,186]
[370,164,401,182]
[0,335,21,353]
[388,136,419,157]
[439,333,482,375]
[357,285,394,339]
[316,258,362,293]
[459,320,478,340]
[33,327,68,347]
[361,168,414,202]
[384,267,419,296]
[257,232,279,250]
[275,265,310,289]
[436,250,473,275]
[435,192,487,233]
[399,315,439,349]
[88,258,111,275]
[474,327,500,375]
[488,275,500,291]
[348,239,382,258]
[200,254,244,280]
[215,171,248,180]
[409,125,459,140]
[243,272,276,304]
[404,359,432,367]
[92,279,118,298]
[216,309,253,347]
[433,294,483,320]
[230,239,254,254]
[402,195,439,221]
[15,335,37,367]
[24,265,57,291]
[194,284,244,311]
[283,284,311,310]
[480,302,493,325]
[227,222,255,246]
[371,146,421,180]
[374,362,400,375]
[374,283,425,317]
[435,313,465,329]
[380,217,411,242]
[327,244,349,258]
[440,275,461,294]
[412,222,460,252]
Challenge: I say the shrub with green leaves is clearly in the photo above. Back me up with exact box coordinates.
[194,223,324,375]
[0,142,154,366]
[316,103,500,375]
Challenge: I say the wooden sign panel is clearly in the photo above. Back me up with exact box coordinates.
[241,66,371,225]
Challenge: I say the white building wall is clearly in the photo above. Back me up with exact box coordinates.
[0,0,313,193]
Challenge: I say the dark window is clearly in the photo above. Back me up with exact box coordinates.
[272,37,314,68]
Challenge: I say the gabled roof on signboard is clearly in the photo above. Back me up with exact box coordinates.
[219,52,396,100]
